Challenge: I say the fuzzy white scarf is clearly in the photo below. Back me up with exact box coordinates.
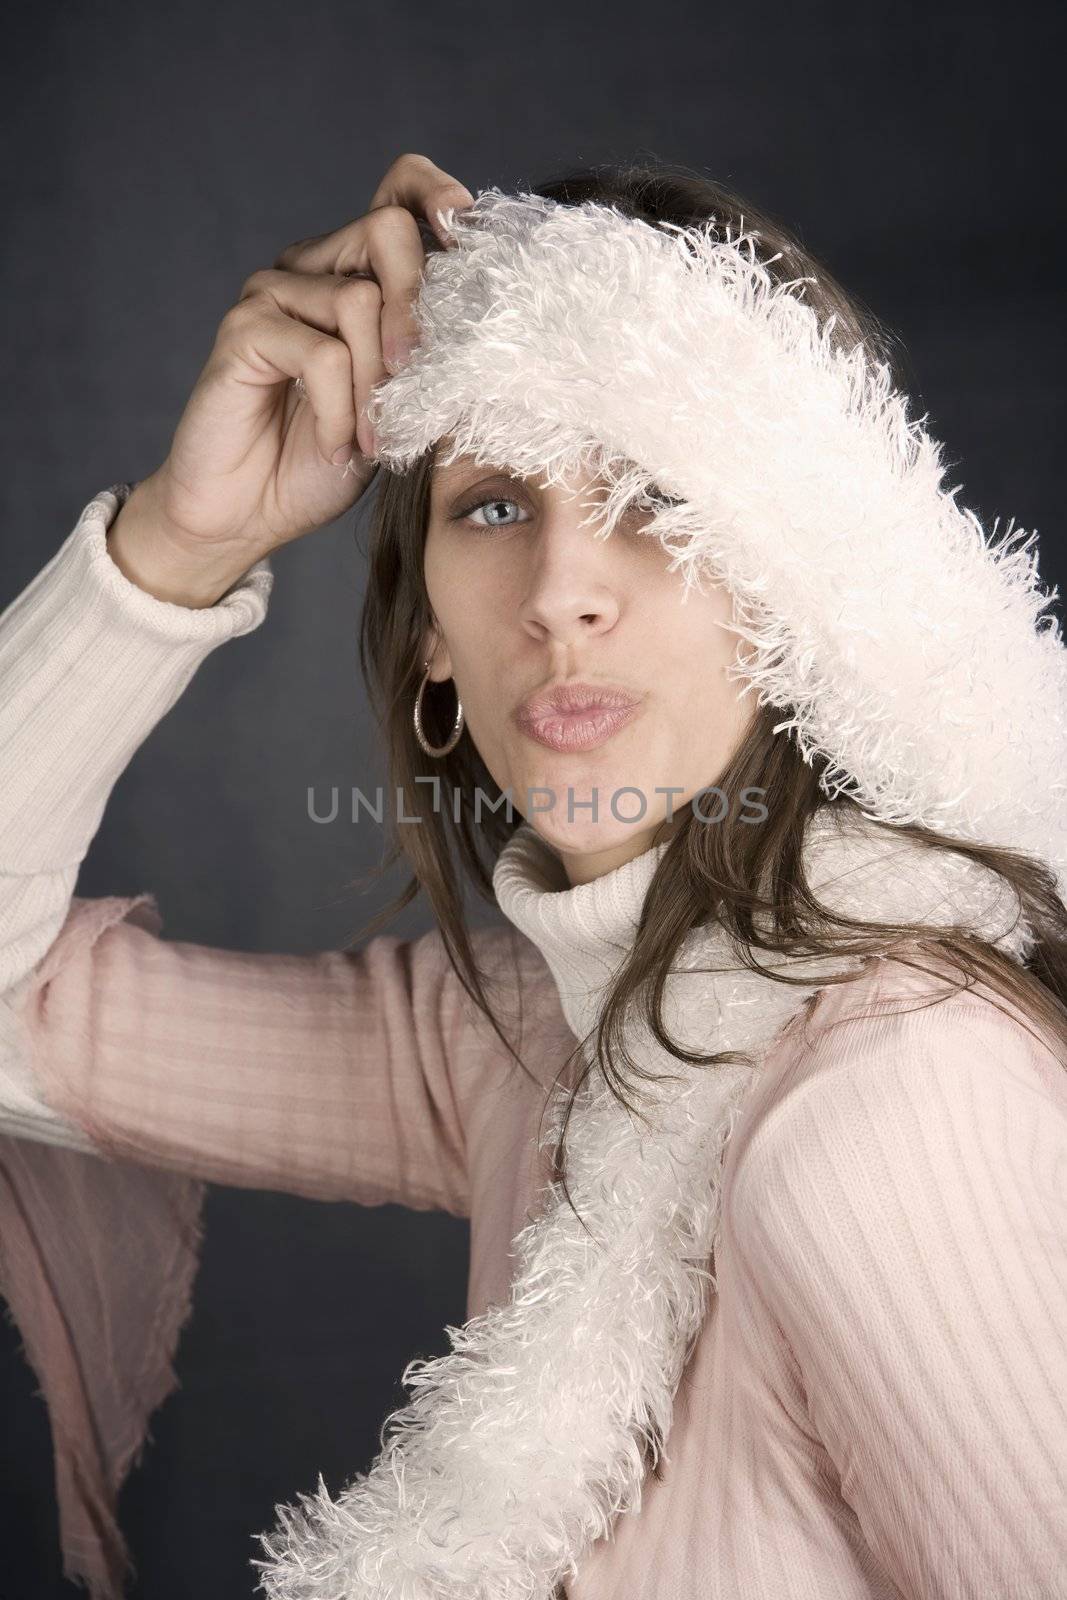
[252,808,1031,1599]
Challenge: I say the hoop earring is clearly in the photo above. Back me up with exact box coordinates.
[413,658,465,757]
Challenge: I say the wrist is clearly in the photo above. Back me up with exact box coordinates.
[106,478,262,609]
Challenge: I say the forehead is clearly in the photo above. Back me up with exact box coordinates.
[431,442,526,481]
[429,441,608,494]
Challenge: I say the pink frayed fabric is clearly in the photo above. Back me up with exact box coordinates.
[0,896,205,1600]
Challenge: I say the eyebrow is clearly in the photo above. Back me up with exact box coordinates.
[431,456,531,487]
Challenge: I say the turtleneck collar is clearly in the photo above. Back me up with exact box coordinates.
[492,821,673,1039]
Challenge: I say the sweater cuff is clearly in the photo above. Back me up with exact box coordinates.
[0,483,274,876]
[84,481,273,640]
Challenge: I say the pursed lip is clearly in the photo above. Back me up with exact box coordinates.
[513,680,644,752]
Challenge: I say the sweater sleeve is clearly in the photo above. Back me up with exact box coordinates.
[0,485,474,1217]
[0,482,273,1152]
[727,994,1067,1600]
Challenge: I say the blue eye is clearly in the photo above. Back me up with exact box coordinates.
[456,496,531,532]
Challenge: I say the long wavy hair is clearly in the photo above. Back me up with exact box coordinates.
[351,155,1067,1210]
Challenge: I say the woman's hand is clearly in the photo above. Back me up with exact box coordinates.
[109,153,474,604]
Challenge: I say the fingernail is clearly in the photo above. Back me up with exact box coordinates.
[331,444,354,466]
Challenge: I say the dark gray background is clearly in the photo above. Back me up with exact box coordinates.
[2,0,1064,1594]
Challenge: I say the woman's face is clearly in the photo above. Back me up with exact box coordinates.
[422,447,757,885]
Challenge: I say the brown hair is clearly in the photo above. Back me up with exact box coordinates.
[351,155,1067,1217]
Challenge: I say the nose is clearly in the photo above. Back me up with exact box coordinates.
[517,505,622,648]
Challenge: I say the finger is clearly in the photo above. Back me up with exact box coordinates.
[239,267,388,452]
[274,153,473,277]
[222,296,359,466]
[284,209,427,373]
[331,273,387,456]
[269,154,474,378]
[272,208,428,372]
[353,206,426,373]
[238,266,351,336]
[367,151,475,248]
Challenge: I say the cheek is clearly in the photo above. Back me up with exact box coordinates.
[422,527,454,621]
[431,578,502,663]
[425,530,500,618]
[651,584,750,726]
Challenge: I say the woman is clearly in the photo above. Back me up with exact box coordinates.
[0,150,1065,1599]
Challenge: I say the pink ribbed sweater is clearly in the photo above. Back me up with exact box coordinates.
[0,485,1065,1600]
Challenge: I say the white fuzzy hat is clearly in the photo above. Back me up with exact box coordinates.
[363,186,1067,906]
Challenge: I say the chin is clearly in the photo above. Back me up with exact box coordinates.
[527,809,657,860]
